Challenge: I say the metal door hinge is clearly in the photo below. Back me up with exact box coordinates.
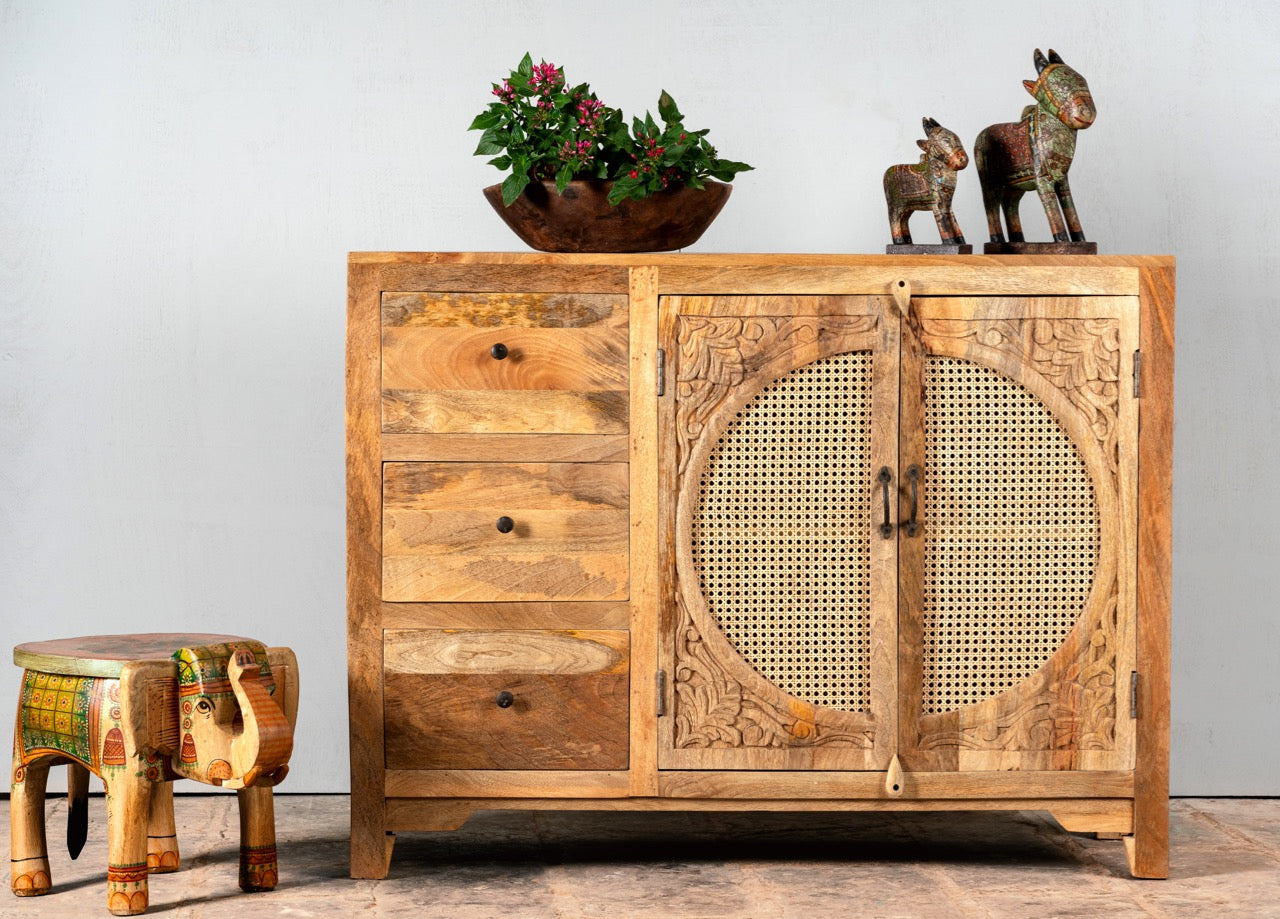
[1133,350,1142,398]
[1130,671,1139,719]
[656,669,667,716]
[657,349,666,397]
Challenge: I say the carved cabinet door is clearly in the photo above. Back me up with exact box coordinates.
[659,296,900,770]
[897,296,1140,773]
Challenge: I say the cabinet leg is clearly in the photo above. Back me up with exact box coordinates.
[351,828,395,880]
[1125,832,1169,879]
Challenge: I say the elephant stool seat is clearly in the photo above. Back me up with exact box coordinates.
[9,633,298,916]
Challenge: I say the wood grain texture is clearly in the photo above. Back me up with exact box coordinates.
[628,266,660,796]
[346,260,388,879]
[657,769,1134,800]
[348,254,1171,879]
[382,462,629,602]
[381,601,629,631]
[384,796,1132,825]
[1130,263,1175,879]
[381,291,627,435]
[385,770,630,800]
[900,299,1139,775]
[384,629,628,676]
[13,634,248,679]
[662,300,889,771]
[381,434,628,463]
[384,669,628,770]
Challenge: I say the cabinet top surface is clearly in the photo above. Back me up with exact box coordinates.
[349,252,1174,269]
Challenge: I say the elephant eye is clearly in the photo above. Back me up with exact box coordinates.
[195,699,214,714]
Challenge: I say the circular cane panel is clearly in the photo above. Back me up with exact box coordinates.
[691,350,873,713]
[921,356,1099,714]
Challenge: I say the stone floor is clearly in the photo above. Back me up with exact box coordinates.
[3,796,1278,917]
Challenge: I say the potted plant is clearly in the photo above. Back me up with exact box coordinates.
[469,54,752,252]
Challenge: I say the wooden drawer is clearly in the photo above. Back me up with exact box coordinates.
[383,629,629,770]
[380,291,628,435]
[382,462,629,602]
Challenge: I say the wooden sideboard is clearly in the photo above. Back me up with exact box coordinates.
[347,253,1174,879]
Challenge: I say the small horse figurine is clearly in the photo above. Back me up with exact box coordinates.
[975,49,1096,248]
[883,117,969,251]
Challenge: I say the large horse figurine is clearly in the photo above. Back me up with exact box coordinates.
[975,49,1096,249]
[883,116,969,251]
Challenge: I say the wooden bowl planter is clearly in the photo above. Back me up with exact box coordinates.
[483,179,732,253]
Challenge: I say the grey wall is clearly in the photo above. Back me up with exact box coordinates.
[2,1,1275,795]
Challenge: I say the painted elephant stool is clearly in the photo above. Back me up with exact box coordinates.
[9,633,298,915]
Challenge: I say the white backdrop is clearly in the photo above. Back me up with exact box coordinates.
[2,0,1276,794]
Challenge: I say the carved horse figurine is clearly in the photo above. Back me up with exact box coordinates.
[883,116,969,248]
[975,48,1096,246]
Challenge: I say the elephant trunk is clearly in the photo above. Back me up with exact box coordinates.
[222,649,294,789]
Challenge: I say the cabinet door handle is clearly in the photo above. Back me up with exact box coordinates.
[495,690,514,708]
[878,467,893,538]
[904,464,921,537]
[490,342,509,360]
[496,516,515,534]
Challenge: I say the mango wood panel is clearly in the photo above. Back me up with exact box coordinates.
[627,266,661,797]
[381,601,629,631]
[382,462,629,603]
[381,292,628,435]
[900,298,1140,775]
[367,263,629,293]
[658,770,1134,799]
[381,434,628,463]
[382,291,627,329]
[383,390,629,436]
[346,261,388,879]
[660,299,895,771]
[385,770,630,799]
[384,630,628,676]
[656,265,1139,297]
[384,670,628,770]
[385,797,1132,833]
[1130,263,1175,879]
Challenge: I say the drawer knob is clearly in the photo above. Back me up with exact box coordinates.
[495,690,515,708]
[489,342,509,360]
[496,516,515,534]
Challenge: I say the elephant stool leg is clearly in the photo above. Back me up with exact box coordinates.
[10,753,53,898]
[105,778,152,916]
[146,782,180,873]
[236,786,279,892]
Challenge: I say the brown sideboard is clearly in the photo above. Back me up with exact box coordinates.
[347,253,1174,878]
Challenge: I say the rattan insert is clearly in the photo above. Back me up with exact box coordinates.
[921,356,1099,714]
[692,350,873,713]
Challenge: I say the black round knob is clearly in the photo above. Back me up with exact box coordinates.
[495,690,515,708]
[489,342,509,360]
[496,516,514,534]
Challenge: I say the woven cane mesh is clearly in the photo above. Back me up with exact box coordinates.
[692,351,873,712]
[921,356,1099,714]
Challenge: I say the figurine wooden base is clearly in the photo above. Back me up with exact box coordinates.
[886,243,973,255]
[983,241,1098,255]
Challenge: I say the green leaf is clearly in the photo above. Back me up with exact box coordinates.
[644,111,658,137]
[657,90,681,124]
[473,131,506,156]
[632,115,645,138]
[501,171,530,206]
[552,93,572,108]
[487,155,512,170]
[469,111,503,131]
[517,53,533,77]
[555,164,574,194]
